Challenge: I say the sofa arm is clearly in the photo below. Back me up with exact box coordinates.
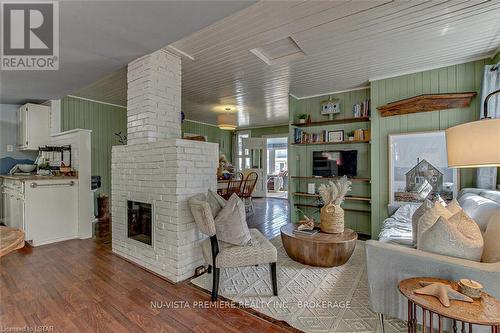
[365,240,500,321]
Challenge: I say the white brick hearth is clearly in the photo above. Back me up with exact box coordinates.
[111,49,218,282]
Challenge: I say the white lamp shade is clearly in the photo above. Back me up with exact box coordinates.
[445,118,500,168]
[218,114,237,130]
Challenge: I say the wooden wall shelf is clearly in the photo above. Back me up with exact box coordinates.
[293,192,371,202]
[291,140,369,146]
[290,176,371,183]
[292,116,370,127]
[294,203,370,213]
[377,92,476,117]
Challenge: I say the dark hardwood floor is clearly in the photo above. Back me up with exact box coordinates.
[0,198,292,333]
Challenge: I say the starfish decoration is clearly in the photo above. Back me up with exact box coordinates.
[414,281,473,307]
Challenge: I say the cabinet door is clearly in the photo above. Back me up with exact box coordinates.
[17,106,28,148]
[25,180,78,246]
[26,104,50,149]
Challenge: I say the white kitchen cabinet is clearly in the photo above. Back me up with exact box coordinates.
[24,179,78,246]
[17,103,50,150]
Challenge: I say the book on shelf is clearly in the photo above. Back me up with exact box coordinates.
[352,99,371,118]
[293,227,320,236]
[294,128,329,144]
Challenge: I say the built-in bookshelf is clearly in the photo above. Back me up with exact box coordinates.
[288,88,372,236]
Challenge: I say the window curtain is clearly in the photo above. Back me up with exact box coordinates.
[476,64,500,189]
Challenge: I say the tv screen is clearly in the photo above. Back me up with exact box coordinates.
[312,150,358,177]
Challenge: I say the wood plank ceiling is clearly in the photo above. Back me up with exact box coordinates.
[75,0,500,127]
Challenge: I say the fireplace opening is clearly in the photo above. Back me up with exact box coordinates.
[127,200,153,246]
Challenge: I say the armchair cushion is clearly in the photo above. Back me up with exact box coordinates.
[482,214,500,263]
[207,190,226,217]
[201,229,277,268]
[188,194,216,236]
[214,193,251,246]
[416,201,453,248]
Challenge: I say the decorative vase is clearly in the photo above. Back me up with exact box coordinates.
[320,203,345,234]
[299,119,306,123]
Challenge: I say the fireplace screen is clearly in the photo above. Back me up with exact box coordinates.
[127,200,153,246]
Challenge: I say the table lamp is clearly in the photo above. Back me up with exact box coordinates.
[445,89,500,168]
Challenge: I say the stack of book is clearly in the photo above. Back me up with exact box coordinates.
[294,128,328,144]
[353,129,371,141]
[293,227,320,236]
[352,99,371,118]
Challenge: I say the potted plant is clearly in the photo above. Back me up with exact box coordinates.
[347,130,355,141]
[297,113,308,124]
[318,176,352,233]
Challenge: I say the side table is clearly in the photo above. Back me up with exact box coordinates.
[398,277,500,333]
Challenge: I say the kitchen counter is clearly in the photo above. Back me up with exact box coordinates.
[0,174,78,181]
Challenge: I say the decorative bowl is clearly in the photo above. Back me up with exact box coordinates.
[18,164,36,173]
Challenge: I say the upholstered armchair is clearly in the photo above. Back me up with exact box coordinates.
[189,193,278,301]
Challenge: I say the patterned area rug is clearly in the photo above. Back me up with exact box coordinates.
[191,238,407,333]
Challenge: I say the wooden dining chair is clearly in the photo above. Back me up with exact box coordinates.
[222,172,243,200]
[239,172,258,214]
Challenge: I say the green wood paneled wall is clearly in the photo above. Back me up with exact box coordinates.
[370,58,488,237]
[61,96,127,198]
[249,125,289,137]
[182,120,232,161]
[288,88,372,235]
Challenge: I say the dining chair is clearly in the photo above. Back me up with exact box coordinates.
[239,172,258,214]
[221,172,243,200]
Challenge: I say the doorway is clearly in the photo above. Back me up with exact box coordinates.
[263,135,288,199]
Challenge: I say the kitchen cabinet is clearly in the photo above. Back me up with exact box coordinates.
[1,177,79,246]
[17,103,50,150]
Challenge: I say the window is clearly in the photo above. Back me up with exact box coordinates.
[236,131,251,171]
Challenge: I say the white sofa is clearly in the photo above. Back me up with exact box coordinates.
[366,188,500,330]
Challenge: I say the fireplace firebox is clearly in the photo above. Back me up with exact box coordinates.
[127,200,153,246]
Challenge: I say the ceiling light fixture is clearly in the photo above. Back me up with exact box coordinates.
[218,108,237,131]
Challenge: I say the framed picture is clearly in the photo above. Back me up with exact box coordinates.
[328,130,344,143]
[389,131,459,204]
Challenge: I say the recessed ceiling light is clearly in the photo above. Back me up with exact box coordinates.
[250,36,305,65]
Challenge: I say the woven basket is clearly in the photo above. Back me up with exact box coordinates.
[320,204,345,234]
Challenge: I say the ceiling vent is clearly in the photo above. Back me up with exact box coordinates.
[251,36,305,65]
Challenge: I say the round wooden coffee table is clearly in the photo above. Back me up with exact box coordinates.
[280,224,357,267]
[0,226,24,257]
[398,277,500,333]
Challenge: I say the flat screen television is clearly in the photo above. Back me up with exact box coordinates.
[312,150,358,177]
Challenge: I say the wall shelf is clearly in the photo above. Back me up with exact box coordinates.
[290,176,371,183]
[294,203,371,213]
[293,192,371,202]
[291,140,369,146]
[377,92,476,117]
[292,116,370,127]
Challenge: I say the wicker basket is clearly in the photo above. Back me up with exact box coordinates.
[320,204,345,234]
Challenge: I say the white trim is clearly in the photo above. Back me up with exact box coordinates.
[67,95,127,109]
[369,54,494,82]
[238,122,289,130]
[290,86,370,100]
[51,128,92,137]
[165,45,195,61]
[183,119,219,128]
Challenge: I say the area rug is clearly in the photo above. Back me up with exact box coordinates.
[190,237,407,333]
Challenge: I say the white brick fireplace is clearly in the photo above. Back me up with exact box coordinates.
[111,49,218,282]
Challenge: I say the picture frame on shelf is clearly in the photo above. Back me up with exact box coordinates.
[328,130,344,143]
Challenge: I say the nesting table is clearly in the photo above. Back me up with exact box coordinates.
[398,277,500,333]
[280,224,357,267]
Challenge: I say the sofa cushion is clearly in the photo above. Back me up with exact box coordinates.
[412,199,433,246]
[481,211,500,263]
[458,193,500,232]
[214,193,251,246]
[207,190,226,217]
[379,204,419,246]
[416,201,453,249]
[420,210,483,261]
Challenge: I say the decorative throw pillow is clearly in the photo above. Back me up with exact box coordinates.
[412,199,433,246]
[206,190,226,217]
[420,210,483,262]
[416,201,453,249]
[481,214,500,263]
[214,193,251,246]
